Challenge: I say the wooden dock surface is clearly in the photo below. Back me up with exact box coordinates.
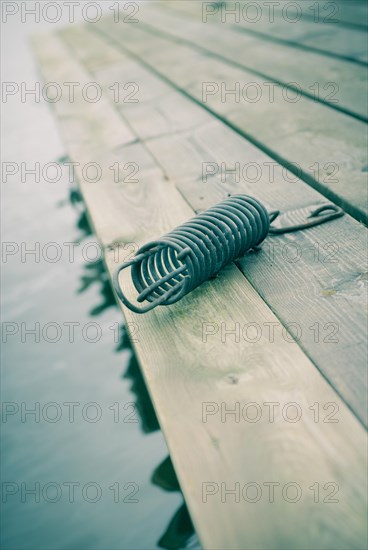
[33,2,368,548]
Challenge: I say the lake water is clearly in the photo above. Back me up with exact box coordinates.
[1,11,199,550]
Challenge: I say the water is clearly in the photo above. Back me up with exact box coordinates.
[1,12,199,550]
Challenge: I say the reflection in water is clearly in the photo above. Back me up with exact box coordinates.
[120,329,196,549]
[158,503,195,550]
[66,184,118,317]
[78,260,117,317]
[152,458,195,549]
[72,190,197,549]
[121,336,160,434]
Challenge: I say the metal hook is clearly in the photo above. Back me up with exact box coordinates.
[268,204,344,234]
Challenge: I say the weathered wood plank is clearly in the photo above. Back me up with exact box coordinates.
[94,13,368,224]
[168,0,368,30]
[280,0,368,29]
[166,0,368,63]
[33,28,368,550]
[154,1,368,119]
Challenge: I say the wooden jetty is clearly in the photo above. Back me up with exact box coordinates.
[33,1,367,548]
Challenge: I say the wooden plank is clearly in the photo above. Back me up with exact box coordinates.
[167,0,368,64]
[168,0,368,30]
[280,0,368,30]
[140,2,368,122]
[64,22,368,427]
[33,28,368,550]
[94,11,368,225]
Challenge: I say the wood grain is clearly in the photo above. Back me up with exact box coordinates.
[173,0,368,30]
[280,0,368,29]
[165,0,368,64]
[148,1,367,120]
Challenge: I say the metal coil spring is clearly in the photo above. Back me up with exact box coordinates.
[113,194,344,314]
[113,194,269,313]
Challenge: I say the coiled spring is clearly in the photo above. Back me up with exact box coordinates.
[113,194,343,313]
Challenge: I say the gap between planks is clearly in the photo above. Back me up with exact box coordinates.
[93,9,368,225]
[143,1,368,121]
[164,0,368,65]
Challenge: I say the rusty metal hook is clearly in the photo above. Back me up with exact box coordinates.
[268,204,344,234]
